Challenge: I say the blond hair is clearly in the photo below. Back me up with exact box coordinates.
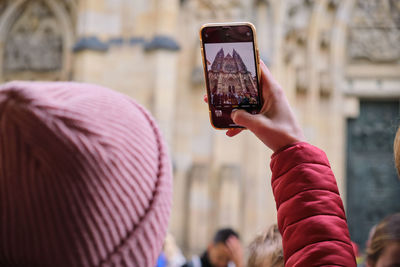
[247,224,284,267]
[394,127,400,178]
[366,213,400,266]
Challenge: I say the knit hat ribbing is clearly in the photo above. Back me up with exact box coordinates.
[0,81,172,266]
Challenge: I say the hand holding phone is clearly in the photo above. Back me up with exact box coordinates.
[200,22,305,152]
[203,60,305,151]
[200,22,262,129]
[230,60,306,152]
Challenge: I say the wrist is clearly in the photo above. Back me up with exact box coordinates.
[271,141,309,158]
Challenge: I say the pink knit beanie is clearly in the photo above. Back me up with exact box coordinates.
[0,82,172,266]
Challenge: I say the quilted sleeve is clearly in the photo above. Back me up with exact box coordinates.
[270,142,356,267]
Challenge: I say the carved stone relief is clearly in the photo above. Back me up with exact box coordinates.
[283,0,314,85]
[284,0,313,42]
[296,67,308,92]
[0,0,9,16]
[390,0,400,26]
[59,0,78,29]
[348,0,400,62]
[319,70,332,96]
[284,0,336,96]
[184,0,245,20]
[320,30,331,50]
[327,0,340,11]
[3,0,63,73]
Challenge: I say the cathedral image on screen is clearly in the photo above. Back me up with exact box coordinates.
[208,47,258,106]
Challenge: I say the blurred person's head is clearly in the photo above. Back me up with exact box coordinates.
[366,213,400,267]
[0,82,172,266]
[394,127,400,178]
[163,233,186,267]
[207,228,239,267]
[247,224,284,267]
[367,225,378,249]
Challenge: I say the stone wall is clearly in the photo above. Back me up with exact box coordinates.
[0,0,399,258]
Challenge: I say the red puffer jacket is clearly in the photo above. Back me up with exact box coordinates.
[270,142,356,266]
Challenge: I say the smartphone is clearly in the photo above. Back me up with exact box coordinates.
[199,22,262,129]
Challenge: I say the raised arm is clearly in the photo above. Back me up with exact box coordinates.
[228,61,356,266]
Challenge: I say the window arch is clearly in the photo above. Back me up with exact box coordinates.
[0,0,75,81]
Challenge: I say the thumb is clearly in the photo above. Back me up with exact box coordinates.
[231,109,262,131]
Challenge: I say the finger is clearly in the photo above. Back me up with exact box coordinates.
[226,237,236,250]
[260,60,278,90]
[227,236,239,245]
[226,128,243,137]
[203,94,208,103]
[232,109,274,138]
[231,109,263,132]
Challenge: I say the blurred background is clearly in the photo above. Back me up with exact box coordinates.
[1,0,400,260]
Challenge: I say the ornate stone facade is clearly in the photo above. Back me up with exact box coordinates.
[0,1,9,16]
[185,0,245,20]
[348,0,400,62]
[0,0,76,80]
[0,0,399,258]
[4,1,63,72]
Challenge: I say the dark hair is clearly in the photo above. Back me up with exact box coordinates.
[367,213,400,265]
[213,228,239,244]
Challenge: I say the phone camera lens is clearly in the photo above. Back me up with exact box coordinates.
[205,33,208,38]
[246,32,251,36]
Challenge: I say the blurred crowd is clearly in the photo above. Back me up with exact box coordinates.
[156,213,400,267]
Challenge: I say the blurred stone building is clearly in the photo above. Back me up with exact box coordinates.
[1,0,400,256]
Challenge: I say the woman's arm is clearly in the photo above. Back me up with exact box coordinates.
[271,142,355,266]
[228,61,356,266]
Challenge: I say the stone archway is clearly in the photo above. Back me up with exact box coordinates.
[227,77,236,93]
[0,0,75,81]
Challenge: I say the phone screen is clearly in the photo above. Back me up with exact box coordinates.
[201,24,261,129]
